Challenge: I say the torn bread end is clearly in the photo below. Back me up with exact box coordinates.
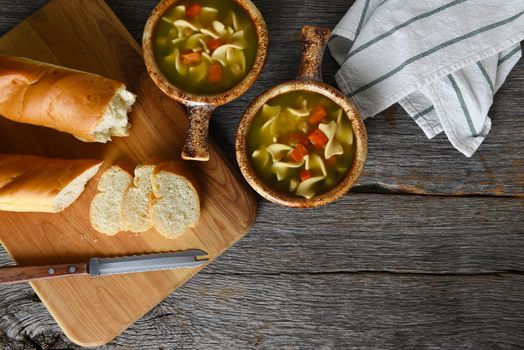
[92,87,137,143]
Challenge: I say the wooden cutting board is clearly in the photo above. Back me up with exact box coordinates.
[0,0,257,346]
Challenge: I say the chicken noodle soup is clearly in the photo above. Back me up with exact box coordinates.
[153,0,258,95]
[248,91,355,199]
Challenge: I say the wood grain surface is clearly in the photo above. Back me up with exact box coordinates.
[0,0,523,349]
[0,0,256,347]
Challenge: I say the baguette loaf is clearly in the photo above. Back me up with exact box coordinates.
[0,154,102,213]
[0,55,136,143]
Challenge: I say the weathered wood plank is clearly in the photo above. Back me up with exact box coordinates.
[1,272,524,349]
[0,0,522,196]
[208,194,524,275]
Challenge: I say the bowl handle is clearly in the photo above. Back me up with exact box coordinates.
[182,104,215,161]
[296,26,331,82]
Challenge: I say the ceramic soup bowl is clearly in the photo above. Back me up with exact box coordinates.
[143,0,268,161]
[236,26,367,208]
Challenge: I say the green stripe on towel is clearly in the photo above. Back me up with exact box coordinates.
[377,0,389,8]
[346,0,470,60]
[448,74,477,136]
[347,11,524,98]
[498,46,521,66]
[476,62,494,93]
[412,106,435,121]
[355,0,371,37]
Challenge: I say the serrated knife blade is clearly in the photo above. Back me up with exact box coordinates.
[88,250,208,276]
[0,250,209,285]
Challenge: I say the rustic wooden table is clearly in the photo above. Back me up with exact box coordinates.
[1,0,523,349]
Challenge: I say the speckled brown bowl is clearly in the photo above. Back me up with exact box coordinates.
[236,26,367,208]
[143,0,268,161]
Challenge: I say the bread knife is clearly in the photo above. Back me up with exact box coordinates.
[0,250,208,285]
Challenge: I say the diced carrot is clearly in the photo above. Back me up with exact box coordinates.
[208,63,223,83]
[300,169,311,181]
[325,156,337,167]
[308,105,327,124]
[186,3,202,18]
[207,38,223,51]
[180,51,202,64]
[289,132,309,146]
[307,129,329,149]
[289,144,309,163]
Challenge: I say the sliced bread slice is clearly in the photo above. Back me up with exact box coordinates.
[151,161,200,239]
[122,164,155,232]
[89,165,132,235]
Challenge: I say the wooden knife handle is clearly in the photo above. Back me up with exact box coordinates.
[0,262,89,285]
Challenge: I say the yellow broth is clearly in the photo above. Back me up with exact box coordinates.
[153,0,258,95]
[248,91,355,199]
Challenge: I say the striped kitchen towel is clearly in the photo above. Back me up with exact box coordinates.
[328,0,524,157]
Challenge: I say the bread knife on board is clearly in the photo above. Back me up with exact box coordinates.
[0,250,208,285]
